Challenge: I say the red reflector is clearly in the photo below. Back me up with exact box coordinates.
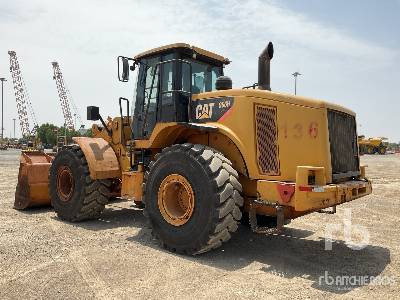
[299,186,313,192]
[276,183,295,203]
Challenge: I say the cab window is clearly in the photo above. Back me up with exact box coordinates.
[189,60,222,94]
[143,57,160,114]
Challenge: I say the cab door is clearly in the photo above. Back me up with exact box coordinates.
[158,55,191,123]
[158,54,175,122]
[133,56,160,139]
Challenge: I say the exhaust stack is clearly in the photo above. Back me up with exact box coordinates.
[258,42,274,91]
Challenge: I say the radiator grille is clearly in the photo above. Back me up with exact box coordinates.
[327,109,360,181]
[255,105,279,175]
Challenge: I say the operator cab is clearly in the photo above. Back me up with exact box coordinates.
[118,43,230,139]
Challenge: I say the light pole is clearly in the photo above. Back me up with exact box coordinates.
[13,118,16,139]
[292,72,301,95]
[0,78,7,142]
[64,123,67,145]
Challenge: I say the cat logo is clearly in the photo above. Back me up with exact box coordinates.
[195,103,215,120]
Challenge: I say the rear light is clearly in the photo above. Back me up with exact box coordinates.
[299,186,313,192]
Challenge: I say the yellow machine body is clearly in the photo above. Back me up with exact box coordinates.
[358,136,388,155]
[89,88,372,219]
[15,43,372,223]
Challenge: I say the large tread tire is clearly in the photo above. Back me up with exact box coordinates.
[366,147,374,155]
[143,143,243,255]
[49,145,111,222]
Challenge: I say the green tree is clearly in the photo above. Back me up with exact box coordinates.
[37,123,58,146]
[58,126,90,143]
[81,128,92,137]
[36,123,91,147]
[45,130,57,146]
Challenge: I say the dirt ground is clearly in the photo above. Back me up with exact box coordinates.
[0,149,399,299]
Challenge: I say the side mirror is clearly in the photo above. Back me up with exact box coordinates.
[87,106,100,121]
[87,106,112,137]
[118,56,135,82]
[122,58,129,81]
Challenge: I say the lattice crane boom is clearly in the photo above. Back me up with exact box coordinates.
[8,51,38,137]
[66,87,83,129]
[51,62,74,130]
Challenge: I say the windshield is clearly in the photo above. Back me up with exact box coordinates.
[183,60,222,94]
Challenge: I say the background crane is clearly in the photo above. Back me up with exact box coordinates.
[8,51,38,138]
[51,62,82,130]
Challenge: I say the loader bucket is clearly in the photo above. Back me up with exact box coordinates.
[14,151,54,210]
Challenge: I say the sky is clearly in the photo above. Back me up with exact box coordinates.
[0,0,399,141]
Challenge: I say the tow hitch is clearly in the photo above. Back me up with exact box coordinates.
[249,199,285,234]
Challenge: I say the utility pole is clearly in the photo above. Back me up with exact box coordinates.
[0,78,7,142]
[13,118,16,139]
[292,72,301,95]
[64,123,67,146]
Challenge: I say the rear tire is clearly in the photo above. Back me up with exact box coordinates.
[143,143,243,255]
[49,145,111,222]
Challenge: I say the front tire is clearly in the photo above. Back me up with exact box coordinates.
[49,145,111,222]
[143,144,243,255]
[367,146,375,155]
[378,147,386,155]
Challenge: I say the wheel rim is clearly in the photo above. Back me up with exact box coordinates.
[158,174,195,226]
[56,166,74,202]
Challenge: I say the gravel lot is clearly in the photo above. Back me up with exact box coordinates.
[0,149,399,299]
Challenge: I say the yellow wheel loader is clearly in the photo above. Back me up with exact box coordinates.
[358,136,388,155]
[15,42,372,254]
